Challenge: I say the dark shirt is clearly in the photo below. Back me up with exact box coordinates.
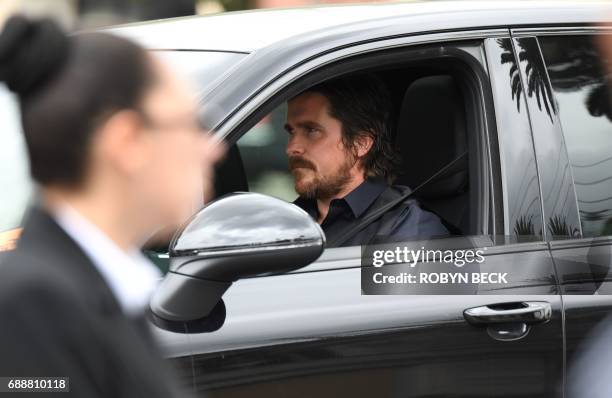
[294,179,449,247]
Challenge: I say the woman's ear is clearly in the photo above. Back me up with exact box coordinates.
[95,109,146,177]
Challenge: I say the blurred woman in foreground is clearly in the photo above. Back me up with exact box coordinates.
[0,15,223,396]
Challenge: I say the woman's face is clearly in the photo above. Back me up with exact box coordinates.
[129,56,224,230]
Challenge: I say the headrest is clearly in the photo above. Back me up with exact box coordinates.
[394,75,468,198]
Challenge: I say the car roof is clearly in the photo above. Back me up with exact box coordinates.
[109,0,612,53]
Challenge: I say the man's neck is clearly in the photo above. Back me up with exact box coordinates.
[315,176,365,224]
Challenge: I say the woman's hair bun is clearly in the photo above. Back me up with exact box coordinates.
[0,15,70,98]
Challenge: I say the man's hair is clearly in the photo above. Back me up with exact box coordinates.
[302,73,400,182]
[0,16,155,187]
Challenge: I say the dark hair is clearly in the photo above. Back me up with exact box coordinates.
[300,73,400,183]
[0,16,155,187]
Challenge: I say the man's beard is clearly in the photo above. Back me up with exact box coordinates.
[289,154,354,201]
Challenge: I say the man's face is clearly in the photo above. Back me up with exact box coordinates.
[285,92,356,200]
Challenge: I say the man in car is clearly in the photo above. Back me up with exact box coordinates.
[285,74,449,247]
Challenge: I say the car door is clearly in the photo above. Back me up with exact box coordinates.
[512,28,612,390]
[179,30,564,398]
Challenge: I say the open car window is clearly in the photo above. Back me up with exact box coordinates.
[230,44,492,249]
[235,104,296,202]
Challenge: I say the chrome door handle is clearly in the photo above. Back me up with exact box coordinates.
[463,301,551,325]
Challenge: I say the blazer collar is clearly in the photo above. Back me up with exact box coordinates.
[16,205,123,316]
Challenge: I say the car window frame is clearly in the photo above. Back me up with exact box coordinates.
[215,30,509,269]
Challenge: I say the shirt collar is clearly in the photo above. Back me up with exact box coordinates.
[294,178,387,219]
[344,178,387,217]
[51,204,161,316]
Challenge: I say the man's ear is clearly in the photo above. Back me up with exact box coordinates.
[355,133,374,158]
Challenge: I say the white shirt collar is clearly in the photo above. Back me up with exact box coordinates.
[51,204,161,316]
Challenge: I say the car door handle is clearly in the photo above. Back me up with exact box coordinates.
[463,301,551,325]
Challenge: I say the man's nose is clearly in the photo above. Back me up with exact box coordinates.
[286,135,305,156]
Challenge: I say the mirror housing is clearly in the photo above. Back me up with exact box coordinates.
[149,192,325,332]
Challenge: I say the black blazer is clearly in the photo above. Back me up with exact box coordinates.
[0,206,188,397]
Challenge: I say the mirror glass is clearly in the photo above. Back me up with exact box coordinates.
[171,192,324,254]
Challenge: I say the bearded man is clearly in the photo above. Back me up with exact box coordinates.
[285,74,449,247]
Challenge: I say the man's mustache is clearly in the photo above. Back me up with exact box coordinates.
[288,157,316,171]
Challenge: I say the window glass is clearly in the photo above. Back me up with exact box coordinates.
[539,35,612,237]
[234,66,479,249]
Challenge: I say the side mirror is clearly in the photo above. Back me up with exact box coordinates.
[149,192,325,333]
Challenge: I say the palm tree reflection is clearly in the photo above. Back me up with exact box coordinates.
[498,38,556,121]
[499,36,612,122]
[499,36,612,237]
[498,38,523,112]
[542,35,612,121]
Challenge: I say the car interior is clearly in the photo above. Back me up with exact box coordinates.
[213,50,488,243]
[385,72,470,236]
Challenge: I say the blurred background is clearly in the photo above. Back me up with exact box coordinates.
[0,0,406,29]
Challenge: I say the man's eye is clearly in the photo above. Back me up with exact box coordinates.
[306,128,318,135]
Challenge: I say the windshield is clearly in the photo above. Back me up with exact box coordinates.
[0,50,244,236]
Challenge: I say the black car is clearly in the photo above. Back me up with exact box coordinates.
[3,1,612,397]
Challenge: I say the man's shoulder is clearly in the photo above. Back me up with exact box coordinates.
[383,185,450,237]
[387,183,412,194]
